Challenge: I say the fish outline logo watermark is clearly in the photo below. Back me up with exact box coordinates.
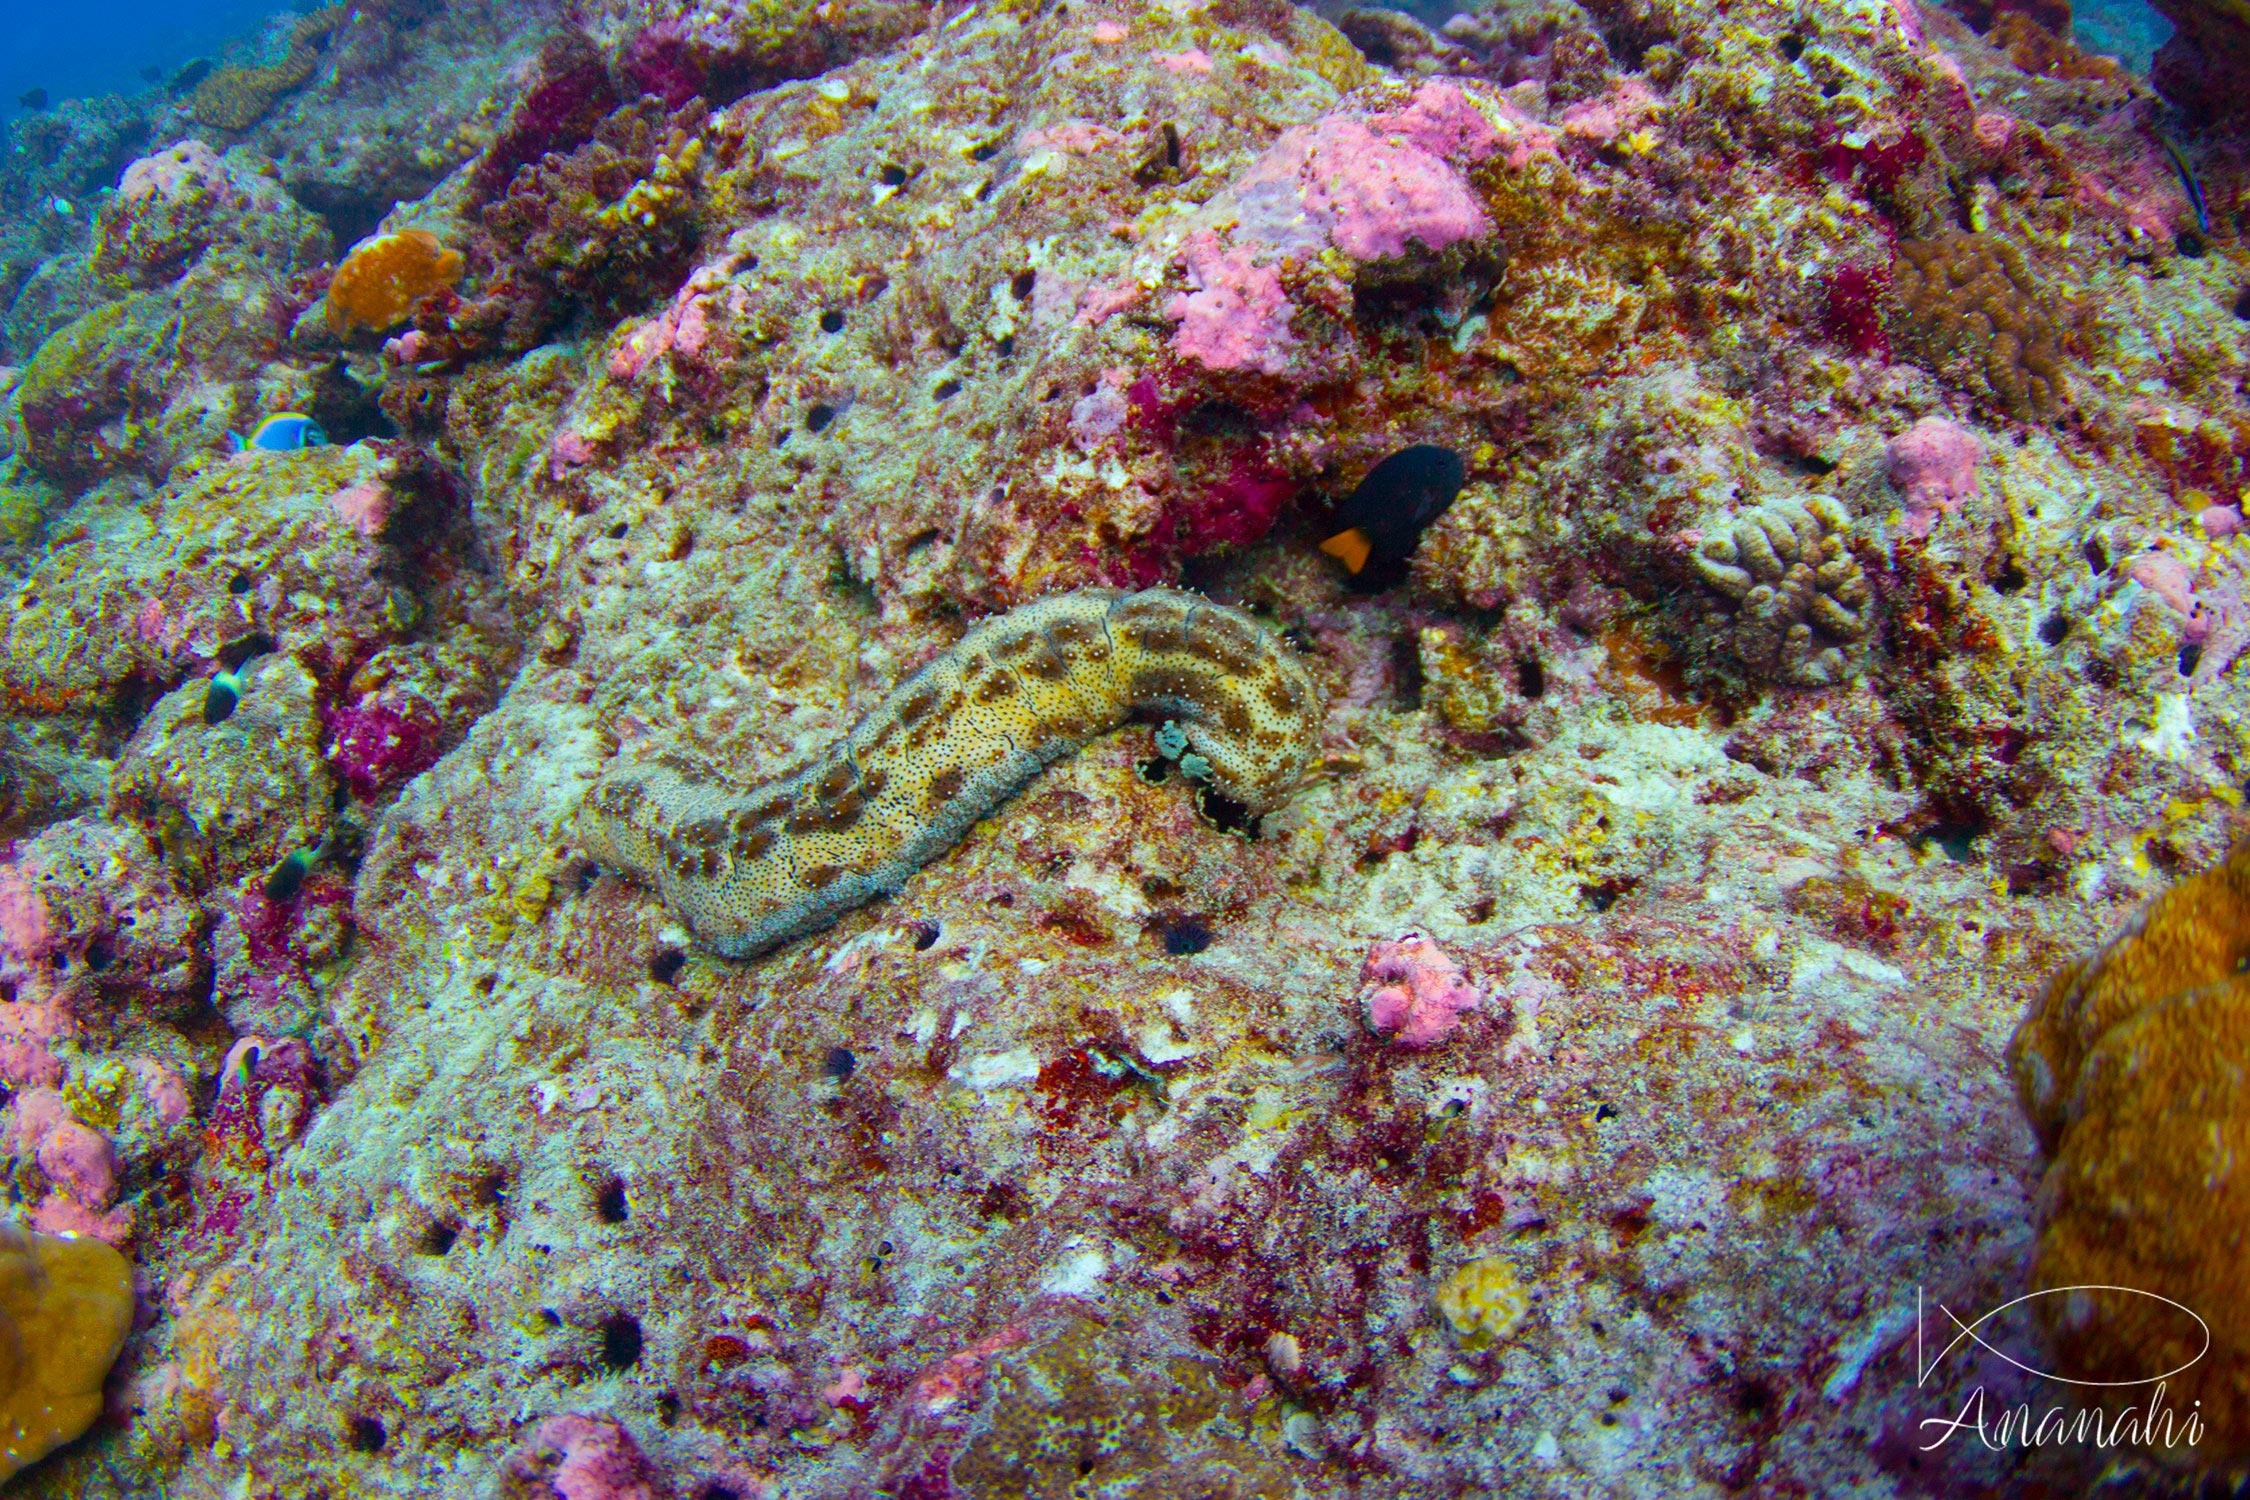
[1913,1284,2210,1452]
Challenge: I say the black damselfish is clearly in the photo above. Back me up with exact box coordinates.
[1320,445,1466,589]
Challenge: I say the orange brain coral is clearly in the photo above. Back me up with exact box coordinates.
[2007,837,2250,1465]
[327,229,466,334]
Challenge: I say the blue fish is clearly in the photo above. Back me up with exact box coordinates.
[228,413,327,453]
[2158,133,2210,237]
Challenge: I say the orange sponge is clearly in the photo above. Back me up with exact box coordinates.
[2007,838,2250,1464]
[0,1227,134,1481]
[327,229,465,335]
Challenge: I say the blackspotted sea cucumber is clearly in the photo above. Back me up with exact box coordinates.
[580,588,1323,957]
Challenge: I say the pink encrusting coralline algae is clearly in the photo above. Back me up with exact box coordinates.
[1885,416,1983,537]
[1358,932,1484,1048]
[1135,81,1518,374]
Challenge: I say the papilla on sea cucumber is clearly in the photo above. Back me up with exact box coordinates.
[578,588,1324,958]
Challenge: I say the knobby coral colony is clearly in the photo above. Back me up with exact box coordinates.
[582,589,1320,956]
[188,7,345,132]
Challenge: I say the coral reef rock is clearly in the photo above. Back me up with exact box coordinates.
[5,0,2250,1491]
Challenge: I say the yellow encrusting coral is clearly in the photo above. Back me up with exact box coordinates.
[0,1227,135,1482]
[2007,837,2250,1463]
[1434,1256,1530,1350]
[327,229,465,334]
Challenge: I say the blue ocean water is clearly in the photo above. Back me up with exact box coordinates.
[0,0,294,126]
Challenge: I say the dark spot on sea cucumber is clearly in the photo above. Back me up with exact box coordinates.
[732,826,777,861]
[898,687,940,726]
[926,766,967,806]
[649,948,687,985]
[801,864,843,889]
[1263,677,1306,714]
[816,763,854,800]
[1024,646,1069,679]
[600,1314,643,1370]
[974,673,1018,701]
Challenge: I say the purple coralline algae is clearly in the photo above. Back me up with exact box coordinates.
[6,0,2250,1494]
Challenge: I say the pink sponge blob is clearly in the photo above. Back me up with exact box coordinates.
[1885,416,1982,538]
[1164,230,1298,376]
[509,1414,670,1500]
[1359,932,1482,1048]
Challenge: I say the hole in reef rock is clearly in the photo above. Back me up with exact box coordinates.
[347,1414,387,1453]
[600,1314,644,1370]
[1193,782,1259,838]
[649,948,686,985]
[421,1222,459,1256]
[1392,636,1425,711]
[594,1173,629,1224]
[1516,656,1547,699]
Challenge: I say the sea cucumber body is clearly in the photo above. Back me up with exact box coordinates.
[579,588,1323,957]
